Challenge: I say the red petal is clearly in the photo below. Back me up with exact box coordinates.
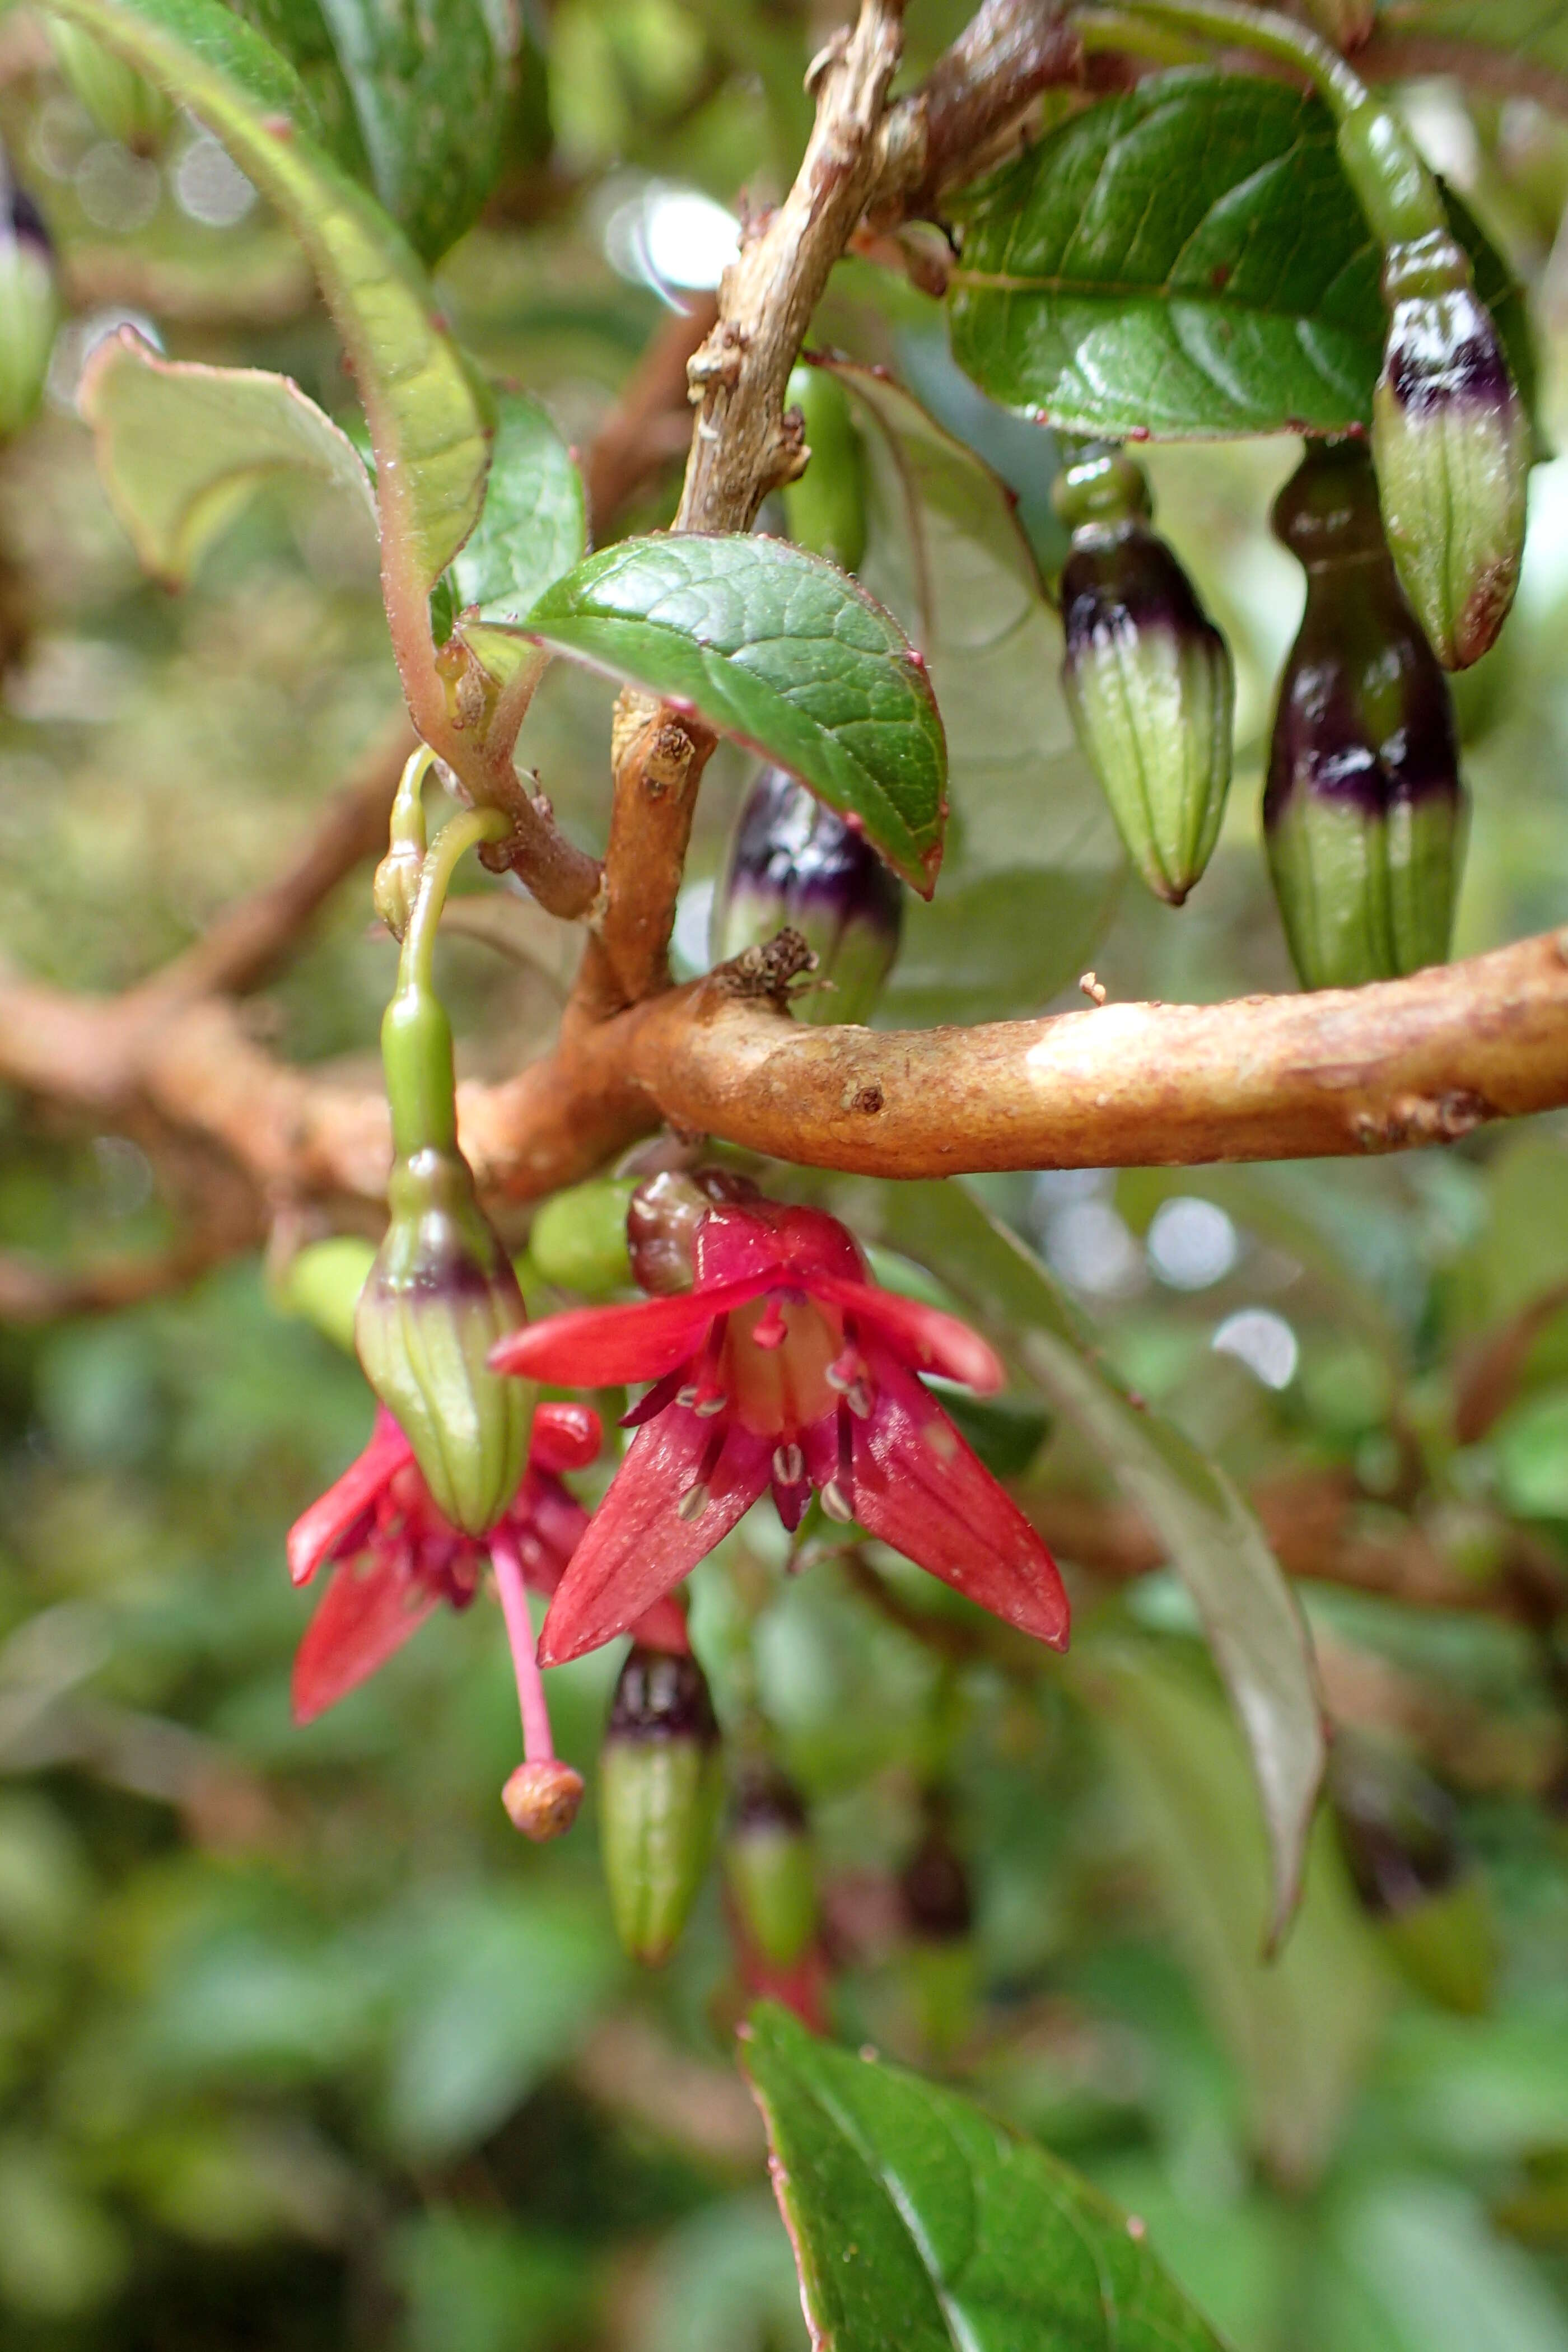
[489,1279,766,1386]
[286,1414,412,1588]
[291,1551,439,1723]
[529,1401,602,1474]
[809,1277,1004,1394]
[538,1411,769,1664]
[822,1353,1069,1649]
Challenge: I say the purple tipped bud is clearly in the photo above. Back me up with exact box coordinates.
[1371,232,1528,670]
[1264,440,1465,993]
[711,766,903,1025]
[626,1168,759,1296]
[1054,446,1234,906]
[1330,1734,1493,2013]
[725,1764,816,1968]
[355,1146,530,1536]
[0,166,58,442]
[599,1646,722,1966]
[898,1794,976,2057]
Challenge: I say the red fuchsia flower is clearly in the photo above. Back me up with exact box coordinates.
[489,1197,1068,1666]
[286,1401,686,1837]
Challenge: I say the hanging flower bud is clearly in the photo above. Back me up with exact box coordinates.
[357,805,531,1536]
[626,1167,759,1296]
[898,1796,977,2059]
[529,1179,637,1300]
[724,1763,816,1969]
[0,173,58,444]
[1331,1735,1493,2014]
[1054,445,1234,906]
[1264,438,1465,991]
[782,363,867,575]
[711,766,903,1026]
[372,747,431,941]
[46,20,173,156]
[1336,102,1528,669]
[598,1644,722,1966]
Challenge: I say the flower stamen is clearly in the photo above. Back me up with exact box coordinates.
[773,1441,805,1486]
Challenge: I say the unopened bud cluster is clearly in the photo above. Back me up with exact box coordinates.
[712,766,903,1026]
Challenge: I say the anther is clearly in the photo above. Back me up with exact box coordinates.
[694,1391,728,1418]
[846,1379,872,1420]
[677,1384,701,1408]
[820,1480,853,1524]
[676,1482,710,1523]
[773,1443,805,1485]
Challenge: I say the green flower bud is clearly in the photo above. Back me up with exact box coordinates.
[1055,446,1234,905]
[899,1800,976,2059]
[1264,438,1465,991]
[711,766,903,1025]
[724,1765,816,1968]
[529,1179,637,1299]
[356,1145,530,1536]
[373,746,431,941]
[274,1235,375,1354]
[0,175,58,444]
[599,1645,721,1966]
[783,363,867,575]
[47,21,173,155]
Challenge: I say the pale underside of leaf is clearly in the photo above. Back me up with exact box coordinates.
[78,329,375,588]
[873,1180,1325,1947]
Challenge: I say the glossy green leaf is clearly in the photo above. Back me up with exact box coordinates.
[518,535,948,894]
[948,72,1531,440]
[825,360,1123,1019]
[741,2000,1232,2352]
[447,393,586,682]
[1076,1640,1388,2188]
[874,1180,1325,1945]
[46,0,491,590]
[78,329,375,588]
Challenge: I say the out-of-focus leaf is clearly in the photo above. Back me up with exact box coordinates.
[1494,1385,1568,1519]
[0,2141,127,2317]
[827,359,1123,1019]
[1382,2000,1568,2163]
[876,1180,1326,1946]
[79,331,375,589]
[640,2192,806,2352]
[1314,2175,1568,2352]
[46,0,492,591]
[515,536,948,893]
[1369,0,1568,75]
[448,392,586,675]
[1078,1640,1388,2188]
[395,2210,591,2352]
[948,74,1532,440]
[741,1999,1232,2351]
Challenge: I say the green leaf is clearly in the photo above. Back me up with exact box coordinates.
[873,1181,1325,1945]
[46,0,492,590]
[1369,1,1568,76]
[1315,2176,1568,2352]
[446,392,586,682]
[78,329,375,588]
[1076,1640,1388,2189]
[948,72,1532,441]
[741,2000,1233,2351]
[823,361,1123,1019]
[516,535,948,894]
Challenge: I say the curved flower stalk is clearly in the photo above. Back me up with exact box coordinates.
[286,1400,685,1836]
[490,1193,1068,1664]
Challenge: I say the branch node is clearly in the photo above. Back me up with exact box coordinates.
[710,928,817,1006]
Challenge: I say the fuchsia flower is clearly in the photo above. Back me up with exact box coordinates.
[490,1197,1069,1665]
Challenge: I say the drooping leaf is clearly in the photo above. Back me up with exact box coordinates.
[79,329,375,588]
[446,393,586,675]
[874,1180,1326,1945]
[514,535,948,894]
[47,0,492,591]
[741,1999,1233,2352]
[822,360,1123,1020]
[1075,1639,1389,2189]
[947,72,1532,440]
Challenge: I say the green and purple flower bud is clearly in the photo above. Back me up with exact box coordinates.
[0,173,58,444]
[1336,105,1528,670]
[599,1644,722,1966]
[711,766,903,1025]
[1264,438,1465,992]
[899,1797,977,2059]
[1054,445,1234,906]
[782,362,867,576]
[724,1764,816,1970]
[46,20,173,156]
[357,804,531,1536]
[1331,1734,1493,2014]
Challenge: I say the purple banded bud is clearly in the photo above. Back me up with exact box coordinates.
[46,21,173,156]
[355,1147,530,1536]
[1331,1735,1493,2014]
[724,1765,816,1969]
[1055,446,1234,906]
[0,172,58,443]
[783,363,867,576]
[529,1178,637,1300]
[599,1645,722,1966]
[899,1798,976,2059]
[1264,439,1465,992]
[626,1167,758,1296]
[712,766,903,1025]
